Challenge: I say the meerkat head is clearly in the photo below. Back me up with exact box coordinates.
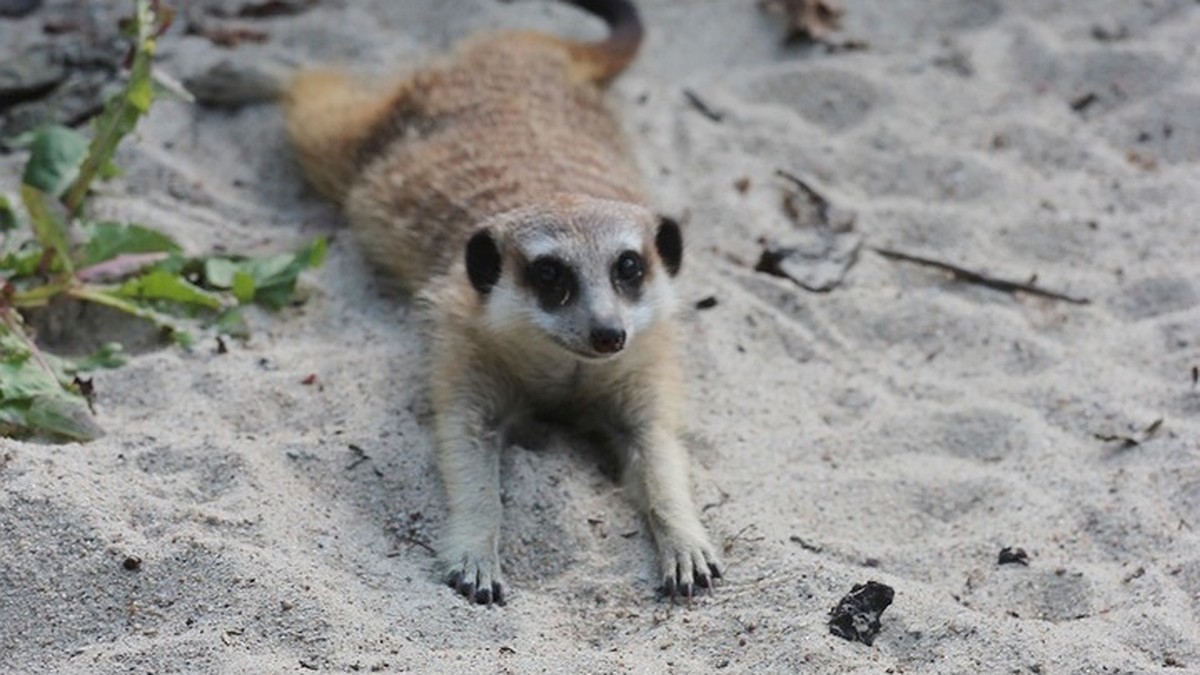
[462,195,682,360]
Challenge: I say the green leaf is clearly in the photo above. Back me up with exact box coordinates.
[26,392,104,441]
[0,327,98,440]
[302,236,327,267]
[199,237,326,310]
[212,307,249,339]
[21,126,90,198]
[231,270,256,303]
[203,257,238,289]
[113,269,224,309]
[99,160,123,180]
[242,236,327,309]
[1,245,47,278]
[0,350,60,400]
[128,67,155,112]
[0,195,17,232]
[0,401,30,430]
[169,327,195,348]
[79,221,181,266]
[60,342,129,372]
[20,184,73,275]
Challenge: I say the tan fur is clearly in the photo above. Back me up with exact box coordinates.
[282,70,406,201]
[287,33,646,293]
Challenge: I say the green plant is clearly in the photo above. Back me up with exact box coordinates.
[0,0,325,441]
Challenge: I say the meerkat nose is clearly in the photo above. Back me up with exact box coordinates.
[590,326,626,354]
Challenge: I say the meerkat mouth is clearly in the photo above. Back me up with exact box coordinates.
[547,335,626,362]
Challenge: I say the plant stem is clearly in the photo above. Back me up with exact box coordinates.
[64,0,157,216]
[11,280,71,308]
[68,284,176,330]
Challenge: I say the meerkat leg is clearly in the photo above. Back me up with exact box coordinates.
[621,424,722,600]
[433,391,506,606]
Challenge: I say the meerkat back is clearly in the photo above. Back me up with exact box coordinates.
[277,1,647,292]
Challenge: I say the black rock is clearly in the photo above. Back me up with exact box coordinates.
[998,546,1029,566]
[828,580,895,646]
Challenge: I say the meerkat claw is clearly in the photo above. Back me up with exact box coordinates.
[709,562,723,581]
[659,577,677,600]
[475,586,492,605]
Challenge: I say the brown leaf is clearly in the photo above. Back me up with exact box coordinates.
[761,0,845,42]
[206,0,317,19]
[186,20,269,48]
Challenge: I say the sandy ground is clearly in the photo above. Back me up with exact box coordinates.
[2,0,1200,672]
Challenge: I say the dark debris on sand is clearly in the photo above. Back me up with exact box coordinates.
[828,580,894,646]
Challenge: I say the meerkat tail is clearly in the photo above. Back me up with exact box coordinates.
[562,0,644,84]
[281,71,408,202]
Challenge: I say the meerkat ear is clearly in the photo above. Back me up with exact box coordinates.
[655,216,683,277]
[466,228,502,294]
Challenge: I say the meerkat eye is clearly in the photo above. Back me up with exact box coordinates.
[614,251,644,283]
[526,256,576,308]
[531,258,562,285]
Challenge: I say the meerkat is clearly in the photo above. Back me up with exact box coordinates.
[188,0,721,606]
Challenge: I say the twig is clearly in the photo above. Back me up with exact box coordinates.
[1093,432,1139,449]
[788,534,823,554]
[873,247,1090,305]
[1094,417,1164,451]
[345,443,369,471]
[1070,92,1098,114]
[775,169,830,223]
[393,534,436,556]
[683,89,723,123]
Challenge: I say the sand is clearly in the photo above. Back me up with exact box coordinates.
[2,0,1199,672]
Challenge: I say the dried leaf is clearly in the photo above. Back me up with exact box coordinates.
[762,0,845,42]
[75,252,172,282]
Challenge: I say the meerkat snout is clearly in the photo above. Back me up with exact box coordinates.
[590,326,626,354]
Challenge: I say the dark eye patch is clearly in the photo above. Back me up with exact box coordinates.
[612,250,645,298]
[525,256,577,310]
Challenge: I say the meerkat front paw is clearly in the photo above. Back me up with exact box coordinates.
[439,532,504,606]
[654,527,723,602]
